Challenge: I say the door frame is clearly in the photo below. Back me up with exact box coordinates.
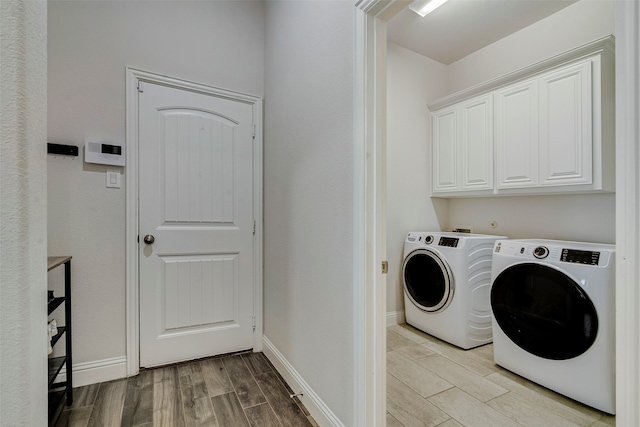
[356,0,640,425]
[124,68,264,376]
[354,1,407,425]
[614,1,640,424]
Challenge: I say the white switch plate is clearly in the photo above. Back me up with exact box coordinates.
[106,170,121,188]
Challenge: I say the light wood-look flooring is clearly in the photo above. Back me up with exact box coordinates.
[387,323,616,427]
[54,351,318,427]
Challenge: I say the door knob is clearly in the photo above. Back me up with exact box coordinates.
[143,235,155,245]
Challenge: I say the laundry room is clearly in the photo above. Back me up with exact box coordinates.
[385,0,617,425]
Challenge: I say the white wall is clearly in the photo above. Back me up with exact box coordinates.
[447,0,615,93]
[263,1,355,425]
[445,0,616,244]
[445,194,615,244]
[0,0,48,424]
[386,42,450,317]
[47,1,265,368]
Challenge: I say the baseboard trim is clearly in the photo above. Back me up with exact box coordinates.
[58,356,128,387]
[262,336,345,427]
[386,310,405,326]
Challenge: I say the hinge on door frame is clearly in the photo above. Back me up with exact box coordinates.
[137,81,144,93]
[381,260,388,274]
[252,124,256,139]
[253,220,256,235]
[252,315,256,331]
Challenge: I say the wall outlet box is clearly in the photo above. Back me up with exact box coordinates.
[85,140,125,166]
[452,227,472,234]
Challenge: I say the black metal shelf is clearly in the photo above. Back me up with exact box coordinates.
[48,388,66,425]
[47,257,73,426]
[48,356,67,388]
[50,326,66,348]
[48,297,65,315]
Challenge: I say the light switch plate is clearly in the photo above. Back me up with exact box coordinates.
[106,170,121,188]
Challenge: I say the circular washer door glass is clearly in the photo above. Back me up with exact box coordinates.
[403,249,453,312]
[491,263,598,360]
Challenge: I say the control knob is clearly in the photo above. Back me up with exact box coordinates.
[533,246,549,259]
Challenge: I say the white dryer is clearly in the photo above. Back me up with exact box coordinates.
[490,239,615,414]
[402,231,506,349]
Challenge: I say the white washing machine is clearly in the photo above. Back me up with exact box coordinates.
[490,239,615,414]
[402,231,506,349]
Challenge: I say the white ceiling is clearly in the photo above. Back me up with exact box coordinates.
[387,0,578,65]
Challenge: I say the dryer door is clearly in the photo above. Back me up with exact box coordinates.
[403,249,454,312]
[491,262,598,360]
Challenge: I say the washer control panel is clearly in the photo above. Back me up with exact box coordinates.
[438,237,459,247]
[561,249,600,265]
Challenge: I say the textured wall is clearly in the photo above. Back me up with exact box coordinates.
[47,1,265,366]
[263,1,355,425]
[0,0,48,425]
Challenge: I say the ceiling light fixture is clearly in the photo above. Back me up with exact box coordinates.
[409,0,450,17]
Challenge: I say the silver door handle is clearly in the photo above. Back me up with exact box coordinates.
[143,235,155,245]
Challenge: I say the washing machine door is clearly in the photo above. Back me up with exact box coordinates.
[491,262,598,360]
[403,249,454,312]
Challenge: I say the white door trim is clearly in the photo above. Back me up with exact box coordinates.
[354,1,406,425]
[125,68,263,376]
[615,1,640,424]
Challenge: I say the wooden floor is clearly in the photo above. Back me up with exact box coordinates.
[387,323,616,427]
[55,325,617,427]
[54,351,317,427]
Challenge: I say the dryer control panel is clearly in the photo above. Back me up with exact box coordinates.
[561,249,600,266]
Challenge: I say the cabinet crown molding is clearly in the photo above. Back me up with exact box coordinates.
[428,35,615,111]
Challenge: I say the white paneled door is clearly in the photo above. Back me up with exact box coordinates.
[138,82,255,367]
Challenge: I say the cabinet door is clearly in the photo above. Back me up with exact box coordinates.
[495,79,539,188]
[538,60,593,186]
[460,95,493,191]
[432,106,458,192]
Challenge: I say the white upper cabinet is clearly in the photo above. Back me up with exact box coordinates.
[432,94,493,194]
[460,95,493,191]
[538,60,593,187]
[428,35,614,198]
[496,59,593,189]
[495,79,539,189]
[432,105,458,192]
